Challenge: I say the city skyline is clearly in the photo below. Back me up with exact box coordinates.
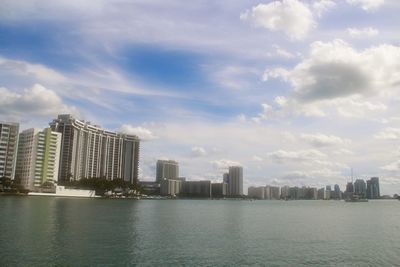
[2,1,400,194]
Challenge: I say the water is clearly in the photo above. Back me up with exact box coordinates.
[0,197,399,266]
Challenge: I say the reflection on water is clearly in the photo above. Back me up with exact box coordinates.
[0,198,399,266]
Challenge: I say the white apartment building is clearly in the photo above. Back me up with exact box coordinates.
[15,128,61,190]
[0,122,19,180]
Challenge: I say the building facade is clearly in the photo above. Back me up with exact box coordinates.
[248,186,265,199]
[0,122,19,181]
[156,160,179,183]
[354,179,367,198]
[366,177,380,199]
[49,114,140,184]
[15,128,61,190]
[181,180,212,198]
[228,166,243,197]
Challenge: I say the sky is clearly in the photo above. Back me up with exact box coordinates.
[1,0,400,195]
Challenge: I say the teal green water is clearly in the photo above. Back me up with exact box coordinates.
[0,197,399,266]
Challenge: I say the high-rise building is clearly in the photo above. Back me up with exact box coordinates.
[270,186,280,200]
[281,185,290,199]
[354,179,367,198]
[228,166,243,197]
[15,128,61,190]
[0,122,19,181]
[181,180,212,198]
[156,160,179,183]
[345,182,354,193]
[317,188,326,200]
[366,177,380,199]
[333,184,341,199]
[211,182,228,198]
[49,114,140,184]
[248,186,265,199]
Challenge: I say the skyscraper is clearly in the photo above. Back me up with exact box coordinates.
[0,122,19,181]
[228,166,243,197]
[354,179,367,198]
[49,114,140,184]
[156,160,179,183]
[346,182,354,193]
[15,128,61,190]
[333,184,341,200]
[366,177,380,199]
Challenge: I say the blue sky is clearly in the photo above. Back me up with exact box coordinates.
[1,0,400,194]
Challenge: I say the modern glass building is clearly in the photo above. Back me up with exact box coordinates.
[366,177,380,199]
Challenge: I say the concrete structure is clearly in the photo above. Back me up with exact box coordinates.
[333,184,341,200]
[0,122,19,181]
[181,180,211,198]
[160,178,182,196]
[49,114,139,184]
[346,182,354,193]
[317,188,326,200]
[366,177,380,199]
[211,182,228,198]
[248,186,265,199]
[228,166,243,197]
[28,185,97,198]
[281,186,290,199]
[354,179,367,198]
[270,186,280,200]
[156,160,179,183]
[325,185,331,200]
[15,128,61,191]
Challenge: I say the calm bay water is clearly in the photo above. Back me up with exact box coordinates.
[0,197,399,266]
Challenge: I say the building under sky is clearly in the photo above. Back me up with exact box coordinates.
[1,1,400,194]
[15,128,61,190]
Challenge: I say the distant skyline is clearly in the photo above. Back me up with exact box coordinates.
[1,0,400,194]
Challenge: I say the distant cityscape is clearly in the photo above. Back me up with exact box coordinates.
[0,114,396,200]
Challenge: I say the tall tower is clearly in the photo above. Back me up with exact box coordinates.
[156,160,179,183]
[15,128,62,190]
[367,177,380,199]
[0,122,19,181]
[49,114,140,184]
[228,166,243,197]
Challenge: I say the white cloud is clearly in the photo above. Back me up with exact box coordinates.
[347,27,379,38]
[346,0,385,11]
[264,39,400,102]
[252,155,263,162]
[266,45,296,59]
[191,146,207,157]
[119,124,158,141]
[240,0,316,40]
[0,57,67,89]
[300,133,350,147]
[267,149,327,163]
[381,160,400,171]
[312,0,336,17]
[374,127,400,140]
[211,159,241,170]
[0,84,78,120]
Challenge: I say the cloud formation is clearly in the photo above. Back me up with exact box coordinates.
[119,124,158,141]
[0,84,78,120]
[347,27,379,38]
[240,0,316,40]
[346,0,385,11]
[265,39,400,102]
